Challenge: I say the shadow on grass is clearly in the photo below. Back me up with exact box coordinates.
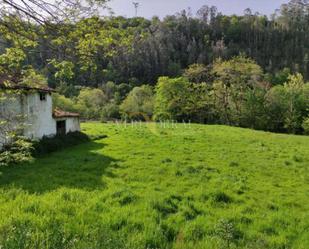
[0,140,120,194]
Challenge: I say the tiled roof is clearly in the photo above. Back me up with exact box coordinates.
[53,108,80,118]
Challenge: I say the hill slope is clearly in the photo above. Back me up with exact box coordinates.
[0,123,308,249]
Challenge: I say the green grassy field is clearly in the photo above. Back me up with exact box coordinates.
[0,123,308,249]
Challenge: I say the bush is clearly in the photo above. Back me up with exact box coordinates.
[32,131,90,155]
[303,117,309,135]
[101,102,121,121]
[0,132,99,166]
[0,137,33,167]
[154,77,190,121]
[214,219,242,248]
[76,88,108,120]
[52,93,78,113]
[120,85,154,121]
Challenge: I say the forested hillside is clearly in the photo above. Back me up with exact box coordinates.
[0,0,309,135]
[1,0,308,87]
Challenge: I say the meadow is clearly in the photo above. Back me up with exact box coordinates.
[0,122,308,249]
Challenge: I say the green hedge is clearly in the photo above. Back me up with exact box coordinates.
[32,132,90,156]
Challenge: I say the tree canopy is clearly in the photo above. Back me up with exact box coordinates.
[1,0,309,135]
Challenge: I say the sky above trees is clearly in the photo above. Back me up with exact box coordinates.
[105,0,290,18]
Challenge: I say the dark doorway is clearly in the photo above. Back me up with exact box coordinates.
[56,120,66,135]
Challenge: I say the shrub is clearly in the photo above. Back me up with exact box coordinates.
[32,131,90,155]
[52,93,78,113]
[76,88,108,120]
[0,137,33,167]
[303,117,309,135]
[214,219,242,248]
[101,102,121,121]
[120,85,154,121]
[154,77,190,121]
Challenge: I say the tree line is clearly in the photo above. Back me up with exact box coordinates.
[0,0,309,135]
[52,56,309,135]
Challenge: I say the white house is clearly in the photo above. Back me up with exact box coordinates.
[0,83,80,148]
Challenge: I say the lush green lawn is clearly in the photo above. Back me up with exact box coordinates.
[0,123,308,249]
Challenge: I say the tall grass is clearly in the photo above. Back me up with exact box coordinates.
[0,123,308,249]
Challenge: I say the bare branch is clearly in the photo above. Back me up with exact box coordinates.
[0,0,110,24]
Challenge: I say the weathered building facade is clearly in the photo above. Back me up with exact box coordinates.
[0,84,80,148]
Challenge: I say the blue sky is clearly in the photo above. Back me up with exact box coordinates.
[105,0,290,18]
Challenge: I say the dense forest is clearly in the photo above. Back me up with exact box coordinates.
[1,0,309,87]
[0,0,309,134]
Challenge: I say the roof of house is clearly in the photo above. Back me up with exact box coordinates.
[53,109,80,118]
[0,81,55,93]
